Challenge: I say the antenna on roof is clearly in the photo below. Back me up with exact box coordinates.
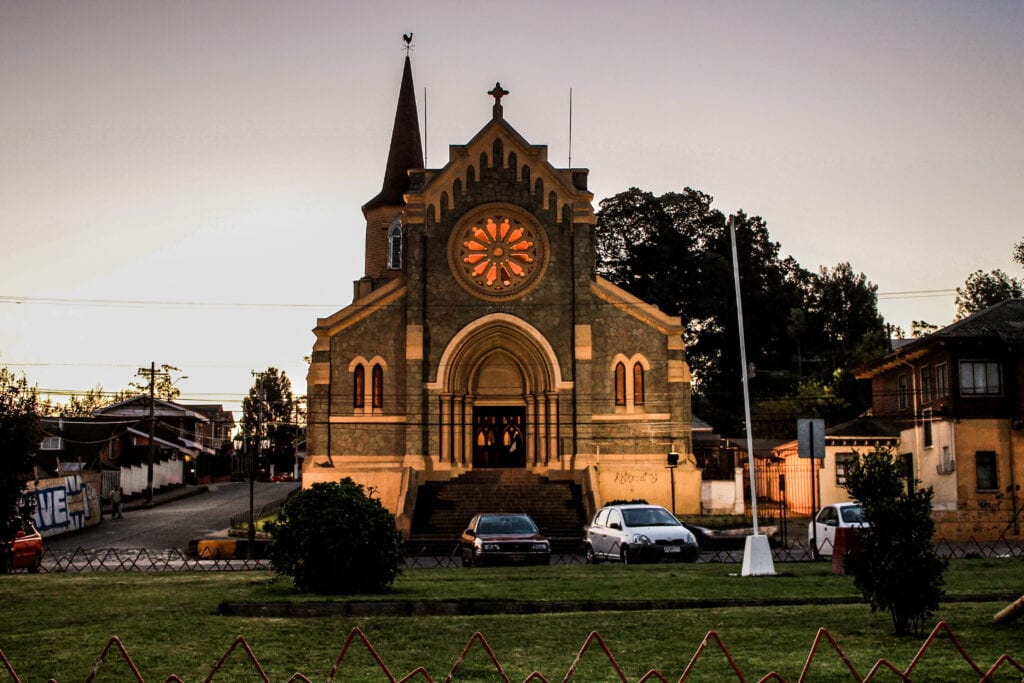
[424,87,428,167]
[568,87,573,168]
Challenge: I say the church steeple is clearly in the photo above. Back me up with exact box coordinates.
[363,55,424,213]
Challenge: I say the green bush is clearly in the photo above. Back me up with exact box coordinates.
[267,479,404,594]
[844,445,947,636]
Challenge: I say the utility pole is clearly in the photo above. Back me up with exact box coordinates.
[142,362,156,503]
[248,370,267,558]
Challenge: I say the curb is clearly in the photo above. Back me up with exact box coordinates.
[219,592,1021,618]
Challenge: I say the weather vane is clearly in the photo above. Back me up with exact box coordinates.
[402,32,414,54]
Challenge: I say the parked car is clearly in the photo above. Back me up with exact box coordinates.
[808,502,868,558]
[585,504,699,564]
[4,517,43,573]
[459,513,551,567]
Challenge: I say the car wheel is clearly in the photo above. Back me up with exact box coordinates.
[620,546,630,565]
[585,544,601,565]
[29,553,41,573]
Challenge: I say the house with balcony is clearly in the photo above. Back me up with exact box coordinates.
[853,298,1024,541]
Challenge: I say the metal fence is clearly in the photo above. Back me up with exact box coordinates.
[23,534,1024,573]
[2,622,1020,682]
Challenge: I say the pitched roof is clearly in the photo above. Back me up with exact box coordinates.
[363,56,424,212]
[929,298,1024,342]
[857,298,1024,378]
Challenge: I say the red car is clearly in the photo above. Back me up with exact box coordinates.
[459,513,551,567]
[5,517,43,573]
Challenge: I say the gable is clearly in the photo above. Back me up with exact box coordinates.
[404,117,596,229]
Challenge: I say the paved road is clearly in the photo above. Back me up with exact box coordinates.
[45,481,299,551]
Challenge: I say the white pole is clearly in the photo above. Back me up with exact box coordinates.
[731,215,775,576]
[729,216,760,535]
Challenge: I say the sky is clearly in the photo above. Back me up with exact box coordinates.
[2,0,1021,417]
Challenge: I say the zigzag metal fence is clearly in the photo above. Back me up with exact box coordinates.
[1,622,1020,682]
[24,534,1024,572]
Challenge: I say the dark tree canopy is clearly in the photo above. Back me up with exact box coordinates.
[954,269,1023,319]
[0,368,42,572]
[595,187,887,435]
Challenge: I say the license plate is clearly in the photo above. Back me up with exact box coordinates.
[508,554,525,561]
[663,545,680,553]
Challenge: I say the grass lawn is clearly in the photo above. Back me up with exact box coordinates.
[1,559,1021,682]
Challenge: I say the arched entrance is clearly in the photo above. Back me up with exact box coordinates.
[433,314,564,468]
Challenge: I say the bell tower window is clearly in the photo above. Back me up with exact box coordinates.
[387,217,403,270]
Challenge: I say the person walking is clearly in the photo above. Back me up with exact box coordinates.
[111,486,123,519]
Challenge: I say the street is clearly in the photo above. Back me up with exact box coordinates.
[44,481,299,551]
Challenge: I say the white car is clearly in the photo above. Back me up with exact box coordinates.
[808,502,868,558]
[585,504,698,564]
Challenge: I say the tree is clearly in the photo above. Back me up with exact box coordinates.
[751,376,850,439]
[57,385,112,416]
[0,368,42,573]
[241,368,302,474]
[803,263,888,372]
[126,364,185,401]
[843,445,946,636]
[1014,239,1024,267]
[268,479,404,593]
[954,269,1023,319]
[595,187,886,434]
[911,321,938,338]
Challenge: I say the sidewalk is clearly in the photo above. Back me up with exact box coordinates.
[111,484,209,515]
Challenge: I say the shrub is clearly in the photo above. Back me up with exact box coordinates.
[267,479,404,594]
[843,445,947,636]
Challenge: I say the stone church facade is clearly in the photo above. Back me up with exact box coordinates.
[304,57,700,533]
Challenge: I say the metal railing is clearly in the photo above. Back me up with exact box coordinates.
[21,534,1022,573]
[2,622,1020,682]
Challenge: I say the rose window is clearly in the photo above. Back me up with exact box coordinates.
[448,207,548,300]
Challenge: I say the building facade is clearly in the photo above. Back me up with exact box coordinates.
[305,59,698,532]
[854,299,1024,541]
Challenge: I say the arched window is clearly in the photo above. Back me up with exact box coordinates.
[614,362,626,406]
[387,219,402,269]
[633,362,645,406]
[353,365,365,409]
[372,364,384,409]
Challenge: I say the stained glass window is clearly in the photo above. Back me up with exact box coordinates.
[448,207,548,300]
[353,365,365,409]
[615,362,626,406]
[372,364,384,409]
[633,363,645,406]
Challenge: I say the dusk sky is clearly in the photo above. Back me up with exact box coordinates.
[2,0,1021,416]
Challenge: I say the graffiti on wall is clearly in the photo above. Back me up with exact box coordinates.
[23,475,102,537]
[613,471,659,485]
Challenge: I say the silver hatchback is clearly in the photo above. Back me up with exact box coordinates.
[585,504,699,564]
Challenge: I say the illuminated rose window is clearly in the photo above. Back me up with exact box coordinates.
[449,208,548,300]
[465,218,534,288]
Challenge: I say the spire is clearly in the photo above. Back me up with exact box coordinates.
[363,55,424,212]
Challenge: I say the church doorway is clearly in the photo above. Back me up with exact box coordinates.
[472,407,526,468]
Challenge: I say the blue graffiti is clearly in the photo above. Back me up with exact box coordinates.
[26,476,90,534]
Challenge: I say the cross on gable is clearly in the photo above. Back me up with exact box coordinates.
[488,82,509,118]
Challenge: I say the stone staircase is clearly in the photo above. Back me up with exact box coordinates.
[409,469,587,553]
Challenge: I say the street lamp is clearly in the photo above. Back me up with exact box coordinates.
[666,452,679,515]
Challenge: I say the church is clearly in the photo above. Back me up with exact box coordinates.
[304,56,700,534]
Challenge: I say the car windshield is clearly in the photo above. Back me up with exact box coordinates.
[841,505,865,523]
[477,515,537,535]
[622,507,679,527]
